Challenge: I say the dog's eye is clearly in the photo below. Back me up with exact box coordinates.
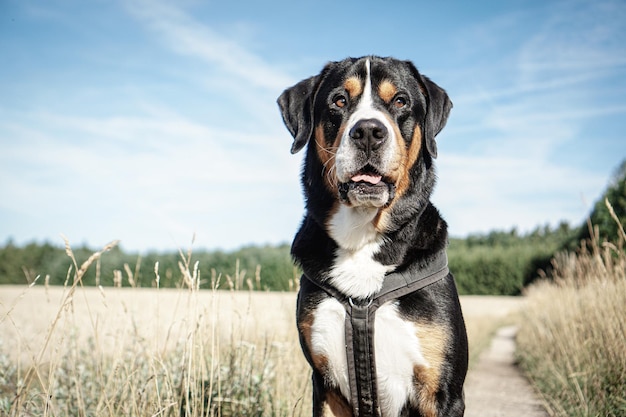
[394,96,408,109]
[333,95,348,109]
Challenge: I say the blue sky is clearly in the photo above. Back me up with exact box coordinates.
[1,0,625,252]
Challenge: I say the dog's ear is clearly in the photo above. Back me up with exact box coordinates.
[277,74,321,154]
[419,75,452,159]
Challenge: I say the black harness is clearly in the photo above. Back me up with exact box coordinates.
[302,250,449,417]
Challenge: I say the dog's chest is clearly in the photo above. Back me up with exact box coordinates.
[310,297,428,417]
[327,205,396,299]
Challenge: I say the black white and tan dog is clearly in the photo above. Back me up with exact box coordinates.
[277,56,468,417]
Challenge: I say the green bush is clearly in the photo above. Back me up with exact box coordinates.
[448,224,576,295]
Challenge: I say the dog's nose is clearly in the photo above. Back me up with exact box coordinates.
[349,118,388,153]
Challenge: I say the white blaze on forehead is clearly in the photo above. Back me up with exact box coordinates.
[348,58,377,122]
[345,58,393,132]
[359,58,374,112]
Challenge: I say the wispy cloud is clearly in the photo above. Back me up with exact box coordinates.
[124,0,294,92]
[435,0,626,235]
[0,107,303,250]
[517,0,626,81]
[0,0,307,250]
[434,153,605,236]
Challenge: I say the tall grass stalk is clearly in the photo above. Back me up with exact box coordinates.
[0,239,310,416]
[517,200,626,417]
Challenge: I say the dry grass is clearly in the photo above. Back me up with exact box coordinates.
[0,238,523,416]
[0,238,311,417]
[517,200,626,417]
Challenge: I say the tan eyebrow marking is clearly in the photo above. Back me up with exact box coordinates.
[378,80,398,103]
[344,76,363,98]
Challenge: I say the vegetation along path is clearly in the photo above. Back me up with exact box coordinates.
[464,325,548,417]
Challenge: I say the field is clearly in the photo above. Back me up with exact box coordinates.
[0,271,523,416]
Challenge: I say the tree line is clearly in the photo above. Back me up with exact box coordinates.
[1,160,624,296]
[0,242,297,291]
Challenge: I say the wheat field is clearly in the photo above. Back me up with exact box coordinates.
[0,287,521,416]
[0,240,524,416]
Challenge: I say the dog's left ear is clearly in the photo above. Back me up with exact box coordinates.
[277,74,321,154]
[418,75,452,159]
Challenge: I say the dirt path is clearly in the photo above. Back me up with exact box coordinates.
[464,325,548,417]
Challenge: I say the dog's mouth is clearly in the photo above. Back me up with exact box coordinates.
[338,165,395,207]
[350,171,383,185]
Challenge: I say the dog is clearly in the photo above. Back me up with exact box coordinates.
[278,56,468,417]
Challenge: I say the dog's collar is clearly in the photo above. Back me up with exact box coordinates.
[301,250,449,417]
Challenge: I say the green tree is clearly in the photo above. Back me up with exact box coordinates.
[580,159,626,243]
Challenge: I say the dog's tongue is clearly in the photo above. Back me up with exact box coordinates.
[351,173,382,184]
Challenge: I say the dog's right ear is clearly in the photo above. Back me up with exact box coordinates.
[277,74,320,154]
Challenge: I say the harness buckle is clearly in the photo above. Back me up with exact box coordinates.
[348,296,373,308]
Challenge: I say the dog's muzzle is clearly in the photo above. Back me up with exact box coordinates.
[336,118,397,208]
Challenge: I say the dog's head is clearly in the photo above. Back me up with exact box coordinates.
[278,56,451,232]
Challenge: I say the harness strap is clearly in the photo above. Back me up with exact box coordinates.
[346,299,378,416]
[302,251,449,417]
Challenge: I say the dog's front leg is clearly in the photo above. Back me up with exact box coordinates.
[311,373,353,417]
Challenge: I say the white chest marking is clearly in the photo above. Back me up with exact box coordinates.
[328,204,379,251]
[310,299,428,417]
[327,205,395,299]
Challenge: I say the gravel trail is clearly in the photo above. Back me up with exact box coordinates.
[464,325,549,417]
